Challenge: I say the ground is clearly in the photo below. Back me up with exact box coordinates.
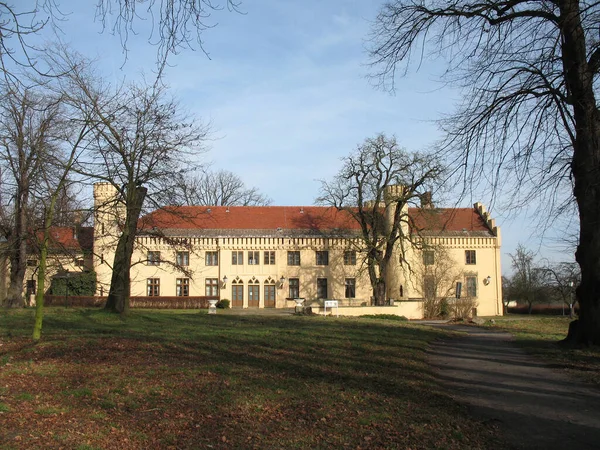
[1,310,599,449]
[427,322,600,450]
[0,309,504,449]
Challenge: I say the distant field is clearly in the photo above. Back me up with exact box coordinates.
[488,316,600,386]
[0,308,505,449]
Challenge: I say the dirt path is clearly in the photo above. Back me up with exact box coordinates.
[427,324,600,450]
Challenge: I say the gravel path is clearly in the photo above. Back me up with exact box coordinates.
[427,324,600,450]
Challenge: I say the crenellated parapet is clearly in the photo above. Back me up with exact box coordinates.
[473,202,501,245]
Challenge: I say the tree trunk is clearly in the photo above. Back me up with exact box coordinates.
[104,185,147,314]
[374,279,386,306]
[559,0,600,345]
[5,186,29,308]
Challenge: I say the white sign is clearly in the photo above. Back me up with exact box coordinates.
[323,300,339,317]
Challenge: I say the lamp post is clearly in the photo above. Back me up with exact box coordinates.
[568,280,574,318]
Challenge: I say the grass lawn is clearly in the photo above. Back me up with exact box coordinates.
[0,308,505,449]
[487,316,600,386]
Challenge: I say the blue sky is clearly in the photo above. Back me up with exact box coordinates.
[25,0,574,271]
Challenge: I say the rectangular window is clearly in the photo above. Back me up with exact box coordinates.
[316,251,329,266]
[232,251,243,265]
[75,259,85,267]
[26,279,36,295]
[248,251,260,265]
[147,251,161,266]
[345,278,356,299]
[423,250,435,266]
[287,251,300,266]
[147,278,160,297]
[423,275,436,299]
[264,251,276,265]
[205,278,219,296]
[343,251,356,265]
[248,284,260,306]
[264,284,276,307]
[176,251,189,266]
[205,251,218,266]
[465,250,476,265]
[176,278,189,297]
[27,259,37,267]
[232,285,244,305]
[317,278,328,299]
[289,278,300,298]
[466,276,477,297]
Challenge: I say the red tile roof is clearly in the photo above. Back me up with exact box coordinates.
[408,208,492,234]
[139,206,494,236]
[33,226,94,252]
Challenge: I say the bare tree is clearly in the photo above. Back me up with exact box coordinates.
[416,244,462,318]
[61,58,209,314]
[542,261,581,318]
[0,82,63,307]
[509,245,547,314]
[32,116,91,340]
[318,134,444,306]
[369,1,600,345]
[171,169,271,206]
[95,0,242,71]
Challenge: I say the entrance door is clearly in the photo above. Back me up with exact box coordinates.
[264,284,276,308]
[248,284,260,307]
[232,284,243,307]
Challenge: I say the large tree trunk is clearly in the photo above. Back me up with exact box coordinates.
[5,187,29,308]
[374,279,386,306]
[560,0,600,345]
[104,185,147,314]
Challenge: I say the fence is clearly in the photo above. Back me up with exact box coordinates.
[507,303,579,316]
[43,295,219,309]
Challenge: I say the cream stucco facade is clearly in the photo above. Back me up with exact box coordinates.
[91,183,503,318]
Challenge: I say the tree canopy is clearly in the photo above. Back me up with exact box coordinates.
[369,0,600,345]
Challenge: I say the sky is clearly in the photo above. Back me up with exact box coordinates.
[21,0,575,272]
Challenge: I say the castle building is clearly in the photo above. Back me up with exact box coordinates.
[90,183,503,318]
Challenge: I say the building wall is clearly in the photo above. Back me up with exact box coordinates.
[92,183,503,317]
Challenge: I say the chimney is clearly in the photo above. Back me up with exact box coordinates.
[420,191,433,209]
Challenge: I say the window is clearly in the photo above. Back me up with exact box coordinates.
[205,251,218,266]
[248,251,260,265]
[26,280,36,295]
[176,251,189,266]
[345,278,356,299]
[343,251,356,265]
[465,250,477,265]
[423,250,435,266]
[423,275,436,299]
[75,259,85,267]
[248,282,260,306]
[289,278,300,298]
[232,251,243,265]
[317,278,328,299]
[147,278,160,296]
[205,278,219,296]
[287,251,300,266]
[264,251,276,265]
[466,276,477,297]
[147,251,161,266]
[264,284,276,307]
[27,259,37,267]
[232,283,244,306]
[176,278,189,296]
[316,251,329,266]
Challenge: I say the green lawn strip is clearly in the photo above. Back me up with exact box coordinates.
[487,316,600,386]
[0,309,507,449]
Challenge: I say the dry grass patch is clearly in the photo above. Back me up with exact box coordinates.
[487,316,600,386]
[0,308,507,449]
